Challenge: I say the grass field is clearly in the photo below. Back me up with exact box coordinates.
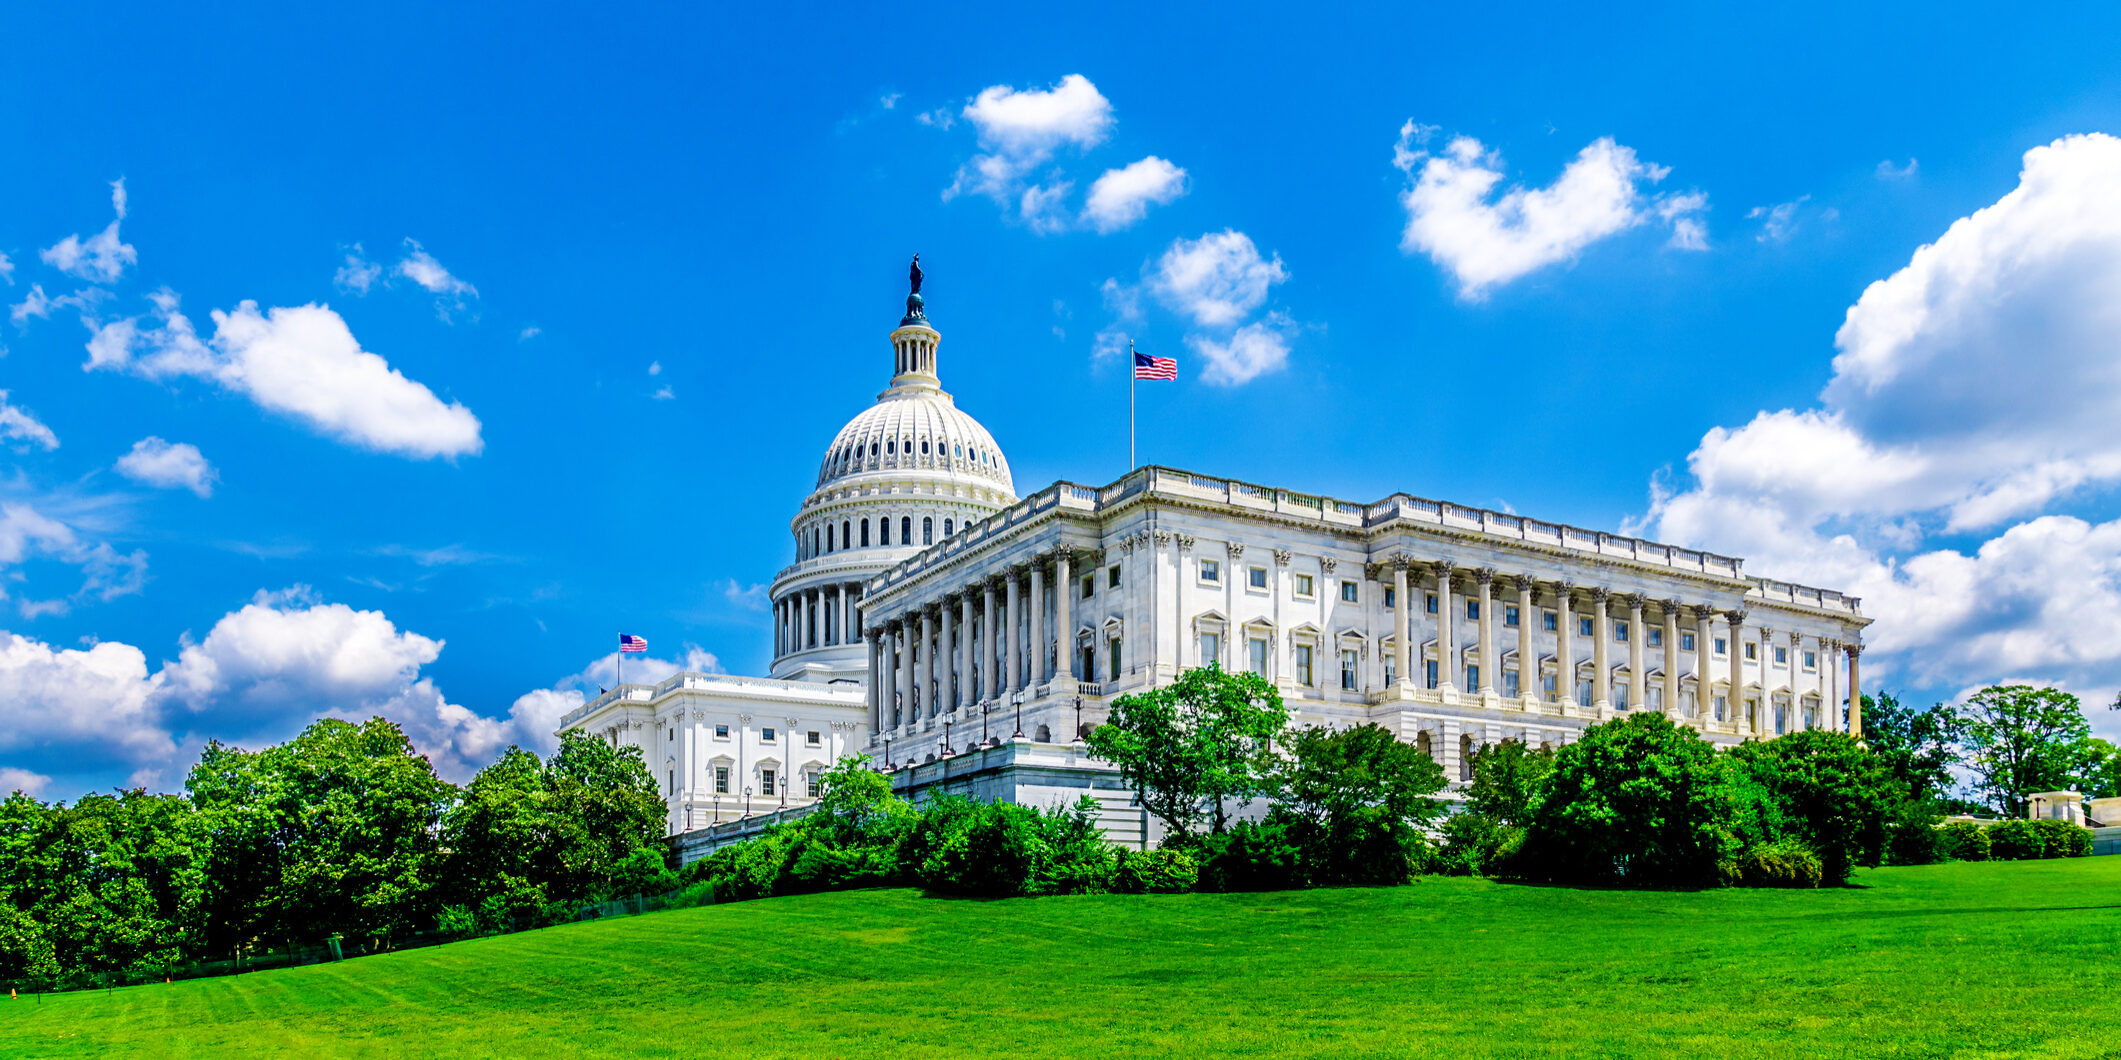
[6,858,2120,1059]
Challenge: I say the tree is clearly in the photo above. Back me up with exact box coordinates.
[1859,692,1961,805]
[1956,685,2094,817]
[1084,664,1287,841]
[1272,723,1448,884]
[1728,731,1902,885]
[2080,739,2121,801]
[1462,739,1554,826]
[1518,713,1737,888]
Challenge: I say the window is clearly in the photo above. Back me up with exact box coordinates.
[880,519,890,545]
[1504,605,1520,628]
[1578,616,1594,637]
[1803,650,1817,671]
[1248,637,1269,676]
[1744,642,1757,661]
[826,524,834,552]
[1341,649,1359,690]
[1543,610,1559,631]
[1774,646,1788,665]
[1384,587,1397,608]
[1108,637,1123,681]
[1714,694,1728,721]
[668,727,675,742]
[714,724,730,739]
[806,730,821,746]
[1295,644,1314,686]
[1466,600,1480,620]
[1465,663,1479,690]
[1200,559,1221,583]
[668,768,675,796]
[1384,654,1397,685]
[806,772,821,798]
[1201,631,1221,667]
[1341,580,1359,603]
[842,520,850,549]
[900,516,912,544]
[923,517,933,545]
[715,766,729,794]
[860,519,871,547]
[1615,682,1630,709]
[1425,592,1438,614]
[1647,627,1663,648]
[1294,574,1314,598]
[1425,659,1439,689]
[1248,566,1269,590]
[1714,637,1728,656]
[1504,669,1521,697]
[1081,574,1094,599]
[1682,632,1697,651]
[761,769,776,797]
[1577,678,1594,707]
[1543,673,1559,702]
[1615,621,1629,643]
[943,518,954,537]
[1108,564,1122,589]
[762,727,777,743]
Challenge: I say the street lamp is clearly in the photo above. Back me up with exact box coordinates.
[1073,695,1084,742]
[1011,690,1025,739]
[941,716,954,756]
[743,785,753,818]
[981,699,992,747]
[882,732,894,770]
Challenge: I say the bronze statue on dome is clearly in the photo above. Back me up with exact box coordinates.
[909,253,923,296]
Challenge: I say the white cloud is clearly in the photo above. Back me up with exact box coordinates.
[946,74,1113,226]
[1149,230,1289,329]
[1645,133,2121,704]
[0,251,13,285]
[914,108,955,131]
[1660,191,1711,250]
[87,294,483,460]
[721,579,768,611]
[115,437,217,497]
[517,326,541,341]
[0,766,50,797]
[1188,313,1294,386]
[40,179,137,285]
[1877,158,1920,180]
[647,360,662,376]
[0,501,148,616]
[1747,196,1809,243]
[504,646,725,756]
[879,92,902,110]
[0,391,59,451]
[1019,181,1076,234]
[0,632,171,774]
[334,244,382,294]
[1083,156,1189,233]
[10,284,99,328]
[391,240,477,320]
[1393,123,1701,298]
[652,385,674,401]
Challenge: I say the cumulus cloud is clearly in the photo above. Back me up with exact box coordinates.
[1747,196,1809,243]
[0,251,13,285]
[1083,156,1189,232]
[1149,230,1289,329]
[115,437,217,497]
[0,391,59,451]
[0,501,148,616]
[1644,133,2121,713]
[85,293,483,459]
[334,244,382,294]
[392,240,478,321]
[1188,313,1296,386]
[10,284,99,328]
[945,74,1116,228]
[40,179,137,285]
[1393,122,1705,298]
[0,632,171,776]
[0,766,50,797]
[505,645,725,756]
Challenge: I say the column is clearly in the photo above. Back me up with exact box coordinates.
[1435,561,1455,692]
[1476,569,1497,694]
[1848,644,1863,739]
[1030,559,1047,687]
[1791,630,1807,730]
[1393,557,1412,688]
[1726,610,1747,733]
[981,579,998,701]
[841,585,854,648]
[774,599,784,656]
[894,620,912,729]
[1694,606,1715,720]
[1591,588,1612,712]
[1514,576,1534,701]
[1055,549,1074,680]
[1005,569,1023,695]
[866,630,882,733]
[1824,638,1841,732]
[1661,600,1680,717]
[796,593,809,652]
[1626,594,1646,711]
[959,593,975,710]
[1554,584,1574,708]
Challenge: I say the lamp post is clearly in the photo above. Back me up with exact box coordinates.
[743,785,752,818]
[1011,690,1025,739]
[942,716,954,756]
[1073,695,1084,742]
[981,700,992,747]
[882,732,894,770]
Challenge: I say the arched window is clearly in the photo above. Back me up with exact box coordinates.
[880,518,891,546]
[921,439,930,455]
[842,520,851,549]
[812,527,820,556]
[870,441,879,457]
[923,517,933,545]
[900,516,912,544]
[826,524,834,552]
[943,518,954,537]
[954,444,962,458]
[886,439,895,455]
[860,519,870,547]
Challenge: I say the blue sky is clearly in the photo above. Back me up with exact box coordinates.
[6,2,2121,797]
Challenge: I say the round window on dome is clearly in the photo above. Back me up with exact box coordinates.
[870,441,879,457]
[921,440,930,455]
[954,444,962,458]
[886,439,895,455]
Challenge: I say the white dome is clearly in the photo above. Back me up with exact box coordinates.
[815,386,1014,495]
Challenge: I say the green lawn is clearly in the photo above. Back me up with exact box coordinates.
[7,858,2120,1059]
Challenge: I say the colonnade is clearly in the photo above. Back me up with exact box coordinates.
[863,547,1077,738]
[773,581,865,660]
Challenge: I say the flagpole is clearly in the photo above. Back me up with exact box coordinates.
[1129,339,1137,470]
[616,634,622,688]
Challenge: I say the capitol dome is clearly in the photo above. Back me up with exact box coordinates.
[767,264,1018,684]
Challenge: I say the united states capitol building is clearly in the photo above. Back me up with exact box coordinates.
[559,268,1871,855]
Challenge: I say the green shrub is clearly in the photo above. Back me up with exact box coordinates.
[902,796,1118,898]
[1727,731,1901,885]
[2031,818,2092,858]
[1193,818,1307,892]
[1438,811,1521,877]
[1519,713,1739,888]
[1938,821,1990,861]
[1885,803,1947,866]
[435,905,477,941]
[1116,848,1199,894]
[1986,819,2044,860]
[1733,839,1824,888]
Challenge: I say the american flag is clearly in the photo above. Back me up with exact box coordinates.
[1134,350,1177,380]
[618,633,648,653]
